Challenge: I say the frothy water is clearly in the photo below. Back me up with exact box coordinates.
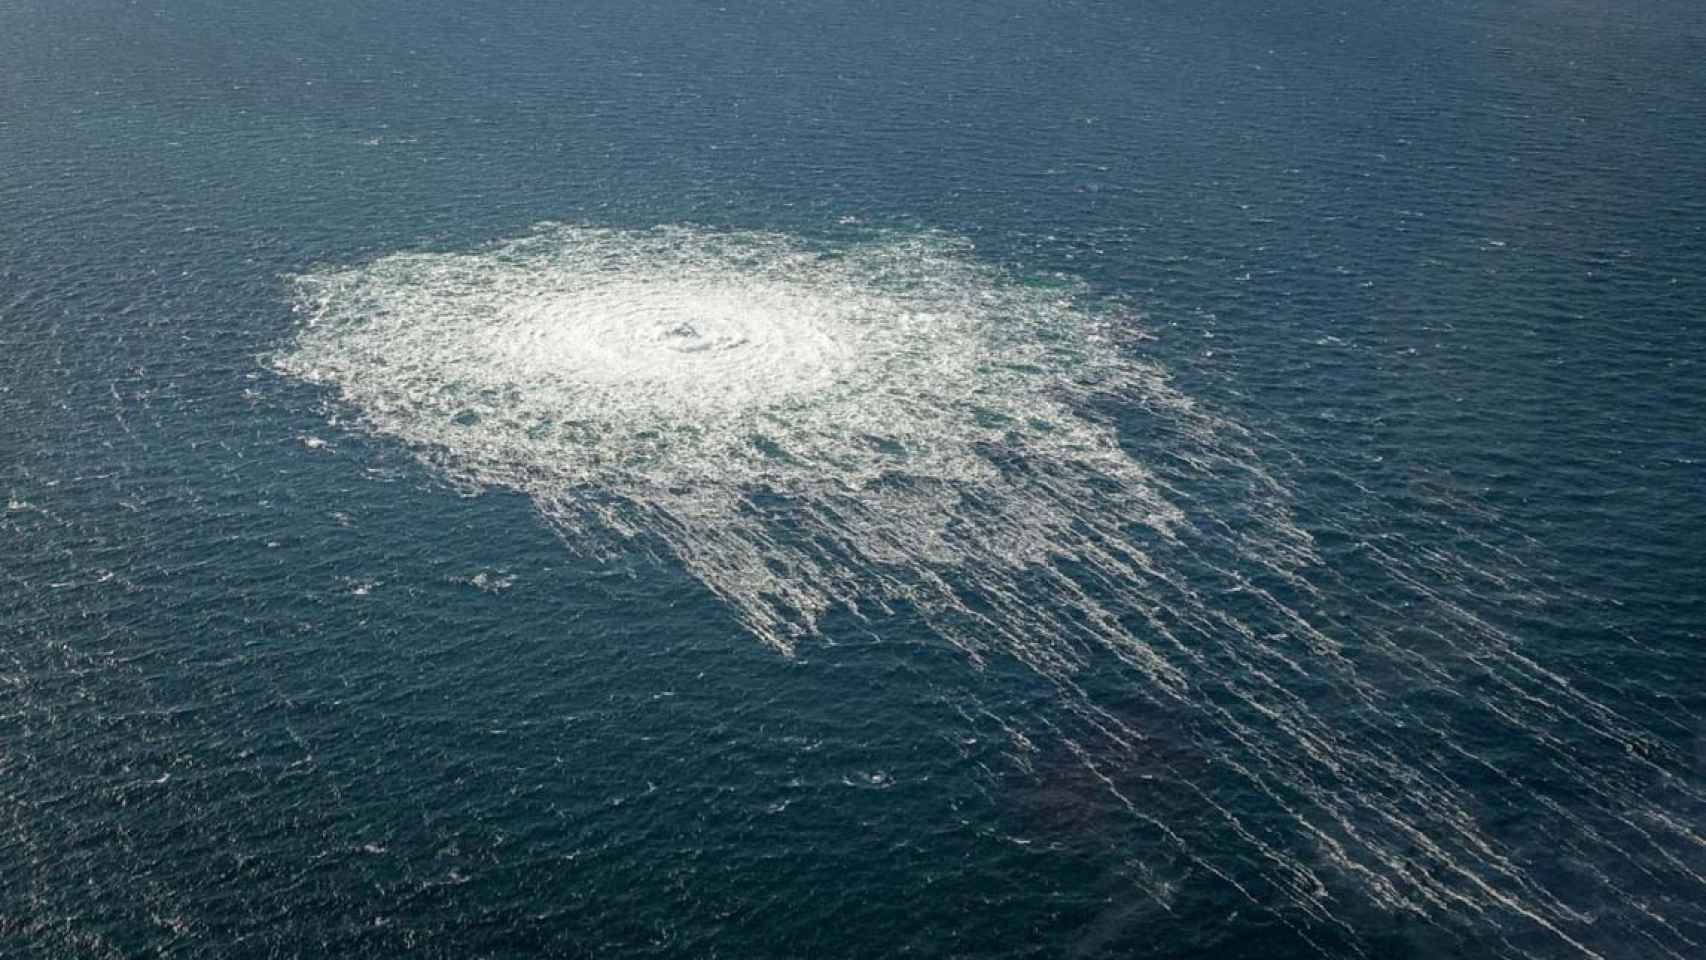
[276,225,1706,958]
[277,225,1195,654]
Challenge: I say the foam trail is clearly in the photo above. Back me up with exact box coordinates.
[276,224,1706,957]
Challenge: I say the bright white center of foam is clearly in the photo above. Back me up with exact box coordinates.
[480,280,858,413]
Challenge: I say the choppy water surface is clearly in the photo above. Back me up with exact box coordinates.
[5,1,1705,957]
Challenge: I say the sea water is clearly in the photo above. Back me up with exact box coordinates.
[4,1,1705,957]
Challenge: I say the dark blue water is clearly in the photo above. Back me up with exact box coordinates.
[5,2,1705,957]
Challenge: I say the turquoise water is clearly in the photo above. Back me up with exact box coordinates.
[4,1,1705,957]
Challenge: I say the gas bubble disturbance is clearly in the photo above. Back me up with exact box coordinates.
[275,224,1706,958]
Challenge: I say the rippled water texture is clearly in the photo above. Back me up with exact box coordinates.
[5,0,1705,957]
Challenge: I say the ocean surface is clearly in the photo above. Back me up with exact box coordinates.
[4,1,1705,957]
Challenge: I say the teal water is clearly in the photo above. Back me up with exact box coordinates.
[4,1,1705,957]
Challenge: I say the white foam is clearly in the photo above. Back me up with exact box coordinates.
[275,224,1187,650]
